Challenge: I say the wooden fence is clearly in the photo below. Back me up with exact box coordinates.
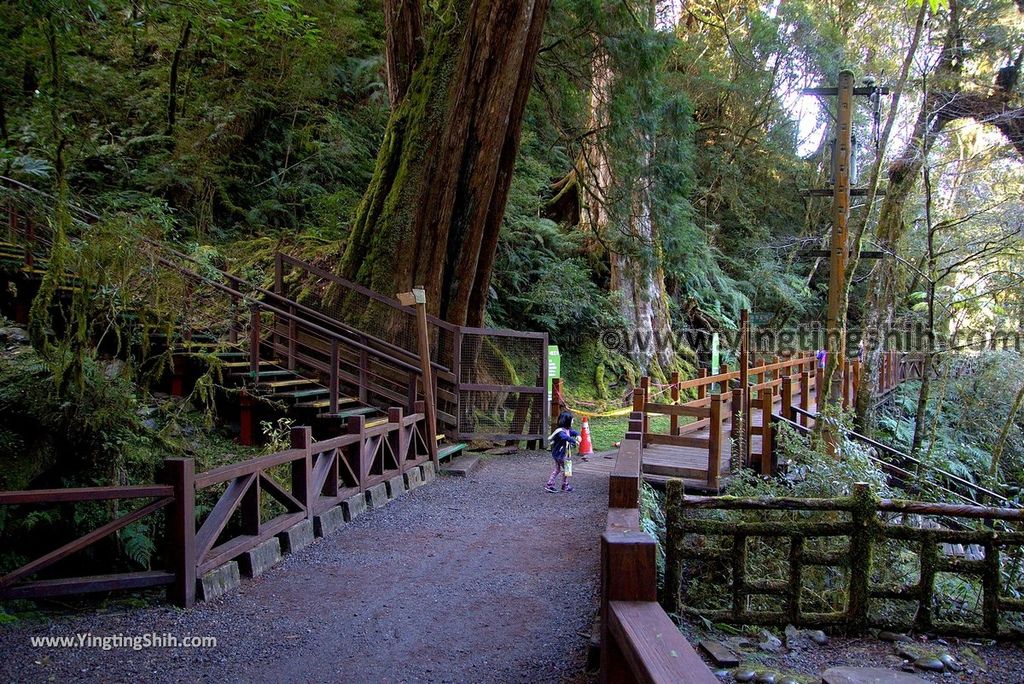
[600,427,718,683]
[663,481,1024,638]
[0,412,430,607]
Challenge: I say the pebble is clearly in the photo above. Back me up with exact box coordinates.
[778,678,799,684]
[878,630,913,642]
[810,629,829,645]
[734,670,757,682]
[755,673,776,684]
[915,657,946,672]
[939,653,962,672]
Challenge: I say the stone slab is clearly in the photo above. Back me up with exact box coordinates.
[698,640,738,668]
[386,474,406,499]
[365,482,389,509]
[404,466,423,490]
[420,461,436,483]
[277,519,315,555]
[197,561,241,602]
[342,492,366,521]
[440,454,481,477]
[238,536,281,578]
[822,667,929,684]
[314,505,346,538]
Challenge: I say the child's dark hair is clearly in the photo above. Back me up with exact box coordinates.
[557,411,573,429]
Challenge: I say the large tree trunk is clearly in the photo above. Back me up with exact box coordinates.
[340,0,551,328]
[579,17,675,377]
[383,0,422,108]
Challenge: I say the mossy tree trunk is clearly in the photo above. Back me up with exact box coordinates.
[579,20,675,379]
[339,0,551,328]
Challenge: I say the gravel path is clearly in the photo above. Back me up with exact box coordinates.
[0,453,606,684]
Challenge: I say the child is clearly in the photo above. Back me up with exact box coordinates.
[546,411,580,492]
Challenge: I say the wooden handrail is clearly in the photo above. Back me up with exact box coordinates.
[601,430,718,683]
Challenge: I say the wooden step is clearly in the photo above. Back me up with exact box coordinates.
[274,387,330,400]
[256,378,313,389]
[313,404,376,417]
[438,443,469,461]
[365,418,388,428]
[220,360,278,369]
[244,370,300,380]
[440,452,480,477]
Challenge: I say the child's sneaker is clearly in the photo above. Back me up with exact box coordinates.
[562,484,574,492]
[545,484,558,493]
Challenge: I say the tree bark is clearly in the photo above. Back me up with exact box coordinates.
[910,166,937,458]
[383,0,423,108]
[578,15,675,377]
[166,20,191,136]
[339,0,551,328]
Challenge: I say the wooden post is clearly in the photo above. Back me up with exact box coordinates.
[708,393,723,489]
[847,482,874,634]
[760,390,773,475]
[398,287,438,464]
[290,426,313,520]
[662,479,684,613]
[739,310,750,467]
[731,387,742,442]
[551,378,564,426]
[170,355,186,397]
[329,340,340,415]
[239,391,255,447]
[632,387,646,445]
[452,326,463,440]
[800,370,811,428]
[825,69,855,402]
[164,457,195,609]
[671,371,681,436]
[599,530,658,684]
[358,336,369,403]
[640,376,650,436]
[389,407,406,472]
[273,254,283,354]
[287,305,297,370]
[248,304,261,375]
[348,415,368,487]
[781,373,794,422]
[815,367,825,413]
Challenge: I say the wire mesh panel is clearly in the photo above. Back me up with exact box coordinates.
[457,330,548,442]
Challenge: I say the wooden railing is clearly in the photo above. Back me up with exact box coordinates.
[663,481,1024,638]
[600,428,718,683]
[0,412,430,607]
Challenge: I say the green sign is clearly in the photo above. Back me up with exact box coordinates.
[547,345,560,403]
[711,333,720,376]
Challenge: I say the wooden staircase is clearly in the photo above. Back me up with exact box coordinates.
[0,179,480,458]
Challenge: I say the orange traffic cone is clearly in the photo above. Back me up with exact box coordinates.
[578,416,594,461]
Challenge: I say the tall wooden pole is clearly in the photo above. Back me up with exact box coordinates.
[826,69,855,401]
[739,309,750,466]
[399,287,439,464]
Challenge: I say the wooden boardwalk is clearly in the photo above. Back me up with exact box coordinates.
[626,351,908,492]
